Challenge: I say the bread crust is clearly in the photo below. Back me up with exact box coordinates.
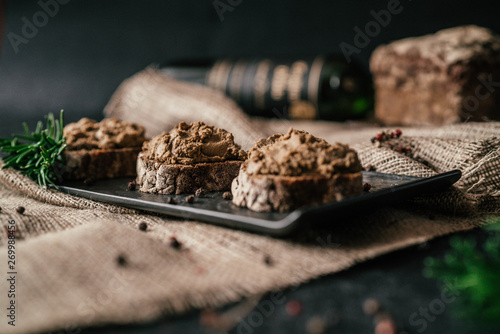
[136,152,242,194]
[63,147,141,180]
[370,26,500,125]
[231,165,363,212]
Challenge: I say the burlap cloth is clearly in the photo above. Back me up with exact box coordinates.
[1,67,499,334]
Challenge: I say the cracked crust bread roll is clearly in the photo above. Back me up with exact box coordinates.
[231,129,363,212]
[137,121,246,194]
[63,118,146,181]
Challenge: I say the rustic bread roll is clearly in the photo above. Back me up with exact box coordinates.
[63,118,146,180]
[370,25,500,126]
[137,121,246,194]
[231,129,363,212]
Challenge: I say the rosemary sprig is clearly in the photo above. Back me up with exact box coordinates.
[424,217,500,328]
[0,110,67,188]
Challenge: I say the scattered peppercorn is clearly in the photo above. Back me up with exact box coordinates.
[186,195,195,204]
[394,146,413,155]
[0,206,2,213]
[363,298,380,316]
[138,222,148,231]
[286,300,303,316]
[127,180,136,191]
[166,197,176,205]
[222,191,232,200]
[363,183,372,192]
[16,206,25,214]
[371,129,403,145]
[388,129,402,139]
[264,255,273,266]
[195,188,205,198]
[117,254,127,267]
[170,236,182,250]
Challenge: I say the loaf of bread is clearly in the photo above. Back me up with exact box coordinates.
[231,129,363,212]
[63,118,146,180]
[136,121,246,194]
[370,25,500,126]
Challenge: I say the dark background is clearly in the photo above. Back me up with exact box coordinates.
[1,1,499,333]
[1,0,500,134]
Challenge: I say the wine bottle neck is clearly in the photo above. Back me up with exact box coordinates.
[160,55,373,120]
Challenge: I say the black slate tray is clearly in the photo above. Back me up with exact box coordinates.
[56,170,462,236]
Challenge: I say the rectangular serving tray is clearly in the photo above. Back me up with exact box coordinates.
[56,170,461,236]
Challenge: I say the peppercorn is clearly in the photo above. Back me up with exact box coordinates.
[186,195,195,204]
[138,222,148,231]
[371,129,403,146]
[117,254,127,267]
[222,191,232,200]
[16,206,25,214]
[127,180,136,191]
[166,197,176,205]
[264,255,273,266]
[0,206,2,213]
[195,188,205,198]
[170,236,182,250]
[363,183,372,192]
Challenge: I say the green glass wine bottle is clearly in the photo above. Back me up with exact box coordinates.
[160,55,373,120]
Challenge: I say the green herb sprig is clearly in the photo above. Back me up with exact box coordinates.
[0,110,67,188]
[424,218,500,328]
